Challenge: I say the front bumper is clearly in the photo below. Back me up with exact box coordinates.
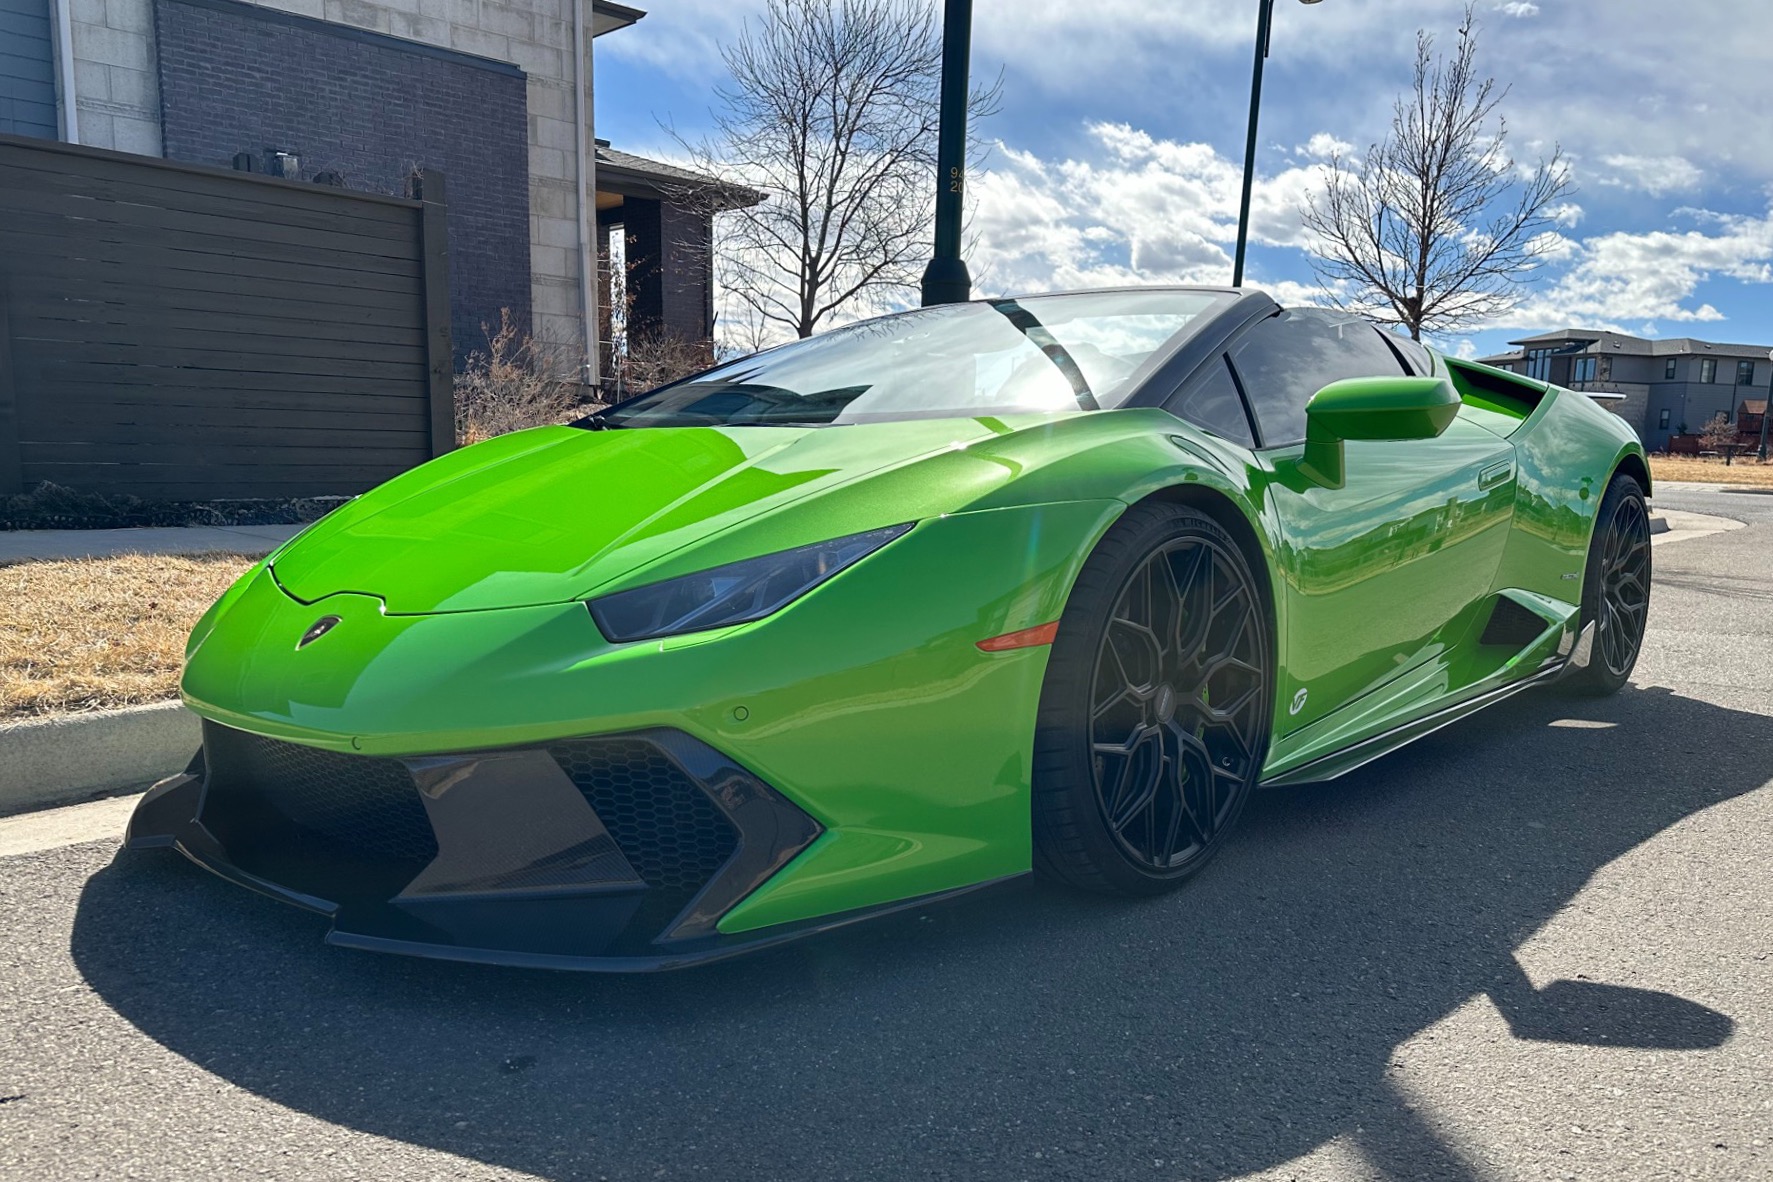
[126,721,866,971]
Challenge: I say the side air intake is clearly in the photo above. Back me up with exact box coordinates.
[1480,594,1553,649]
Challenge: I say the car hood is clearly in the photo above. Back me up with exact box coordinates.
[269,417,1060,614]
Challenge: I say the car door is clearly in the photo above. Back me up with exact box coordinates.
[1229,309,1518,736]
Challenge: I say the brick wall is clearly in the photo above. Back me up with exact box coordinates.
[623,196,714,343]
[70,0,597,352]
[153,0,529,359]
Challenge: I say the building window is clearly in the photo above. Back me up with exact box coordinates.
[1738,360,1756,386]
[1701,358,1718,383]
[1659,408,1671,429]
[1525,348,1554,381]
[1665,357,1678,380]
[1572,356,1597,383]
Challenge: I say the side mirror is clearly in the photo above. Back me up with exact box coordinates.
[1301,376,1462,488]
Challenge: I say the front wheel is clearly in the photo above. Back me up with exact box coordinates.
[1565,473,1652,696]
[1032,503,1273,896]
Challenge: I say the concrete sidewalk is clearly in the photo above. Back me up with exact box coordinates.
[0,523,306,564]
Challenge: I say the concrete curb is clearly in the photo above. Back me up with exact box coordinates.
[0,700,198,818]
[1651,506,1746,547]
[0,523,305,564]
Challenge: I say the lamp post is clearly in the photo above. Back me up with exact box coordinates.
[1760,349,1773,462]
[1232,0,1323,288]
[921,0,974,306]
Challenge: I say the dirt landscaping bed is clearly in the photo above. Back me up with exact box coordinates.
[0,553,254,720]
[1,481,345,532]
[1651,455,1773,487]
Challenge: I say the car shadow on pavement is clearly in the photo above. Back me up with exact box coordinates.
[71,684,1760,1182]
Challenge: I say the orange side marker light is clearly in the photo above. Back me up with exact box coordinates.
[976,621,1060,652]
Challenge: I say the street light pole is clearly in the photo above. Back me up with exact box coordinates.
[1232,0,1276,290]
[1759,349,1773,462]
[1232,0,1322,289]
[921,0,973,306]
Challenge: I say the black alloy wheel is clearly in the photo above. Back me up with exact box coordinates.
[1567,473,1652,696]
[1595,489,1651,678]
[1033,502,1273,895]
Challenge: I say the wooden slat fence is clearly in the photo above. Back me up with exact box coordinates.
[0,132,453,500]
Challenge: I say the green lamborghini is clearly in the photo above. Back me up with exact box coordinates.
[128,287,1653,970]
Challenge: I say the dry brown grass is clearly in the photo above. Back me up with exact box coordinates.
[0,552,254,720]
[1651,455,1773,488]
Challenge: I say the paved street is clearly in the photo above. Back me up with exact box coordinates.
[2,483,1769,1182]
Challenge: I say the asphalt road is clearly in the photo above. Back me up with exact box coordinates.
[2,483,1769,1182]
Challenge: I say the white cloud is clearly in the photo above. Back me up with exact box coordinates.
[620,0,1773,197]
[1509,208,1773,329]
[970,123,1332,295]
[969,124,1773,334]
[1546,202,1584,229]
[1598,155,1705,198]
[1301,133,1354,161]
[598,0,748,81]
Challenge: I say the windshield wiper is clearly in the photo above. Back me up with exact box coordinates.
[988,299,1100,412]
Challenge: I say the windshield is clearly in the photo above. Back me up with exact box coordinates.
[595,290,1232,428]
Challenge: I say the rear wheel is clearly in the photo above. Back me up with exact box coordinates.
[1032,503,1273,896]
[1565,473,1651,696]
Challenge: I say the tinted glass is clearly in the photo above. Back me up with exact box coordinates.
[1167,356,1255,447]
[599,290,1233,428]
[1229,309,1408,446]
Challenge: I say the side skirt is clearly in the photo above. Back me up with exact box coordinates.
[1258,660,1568,789]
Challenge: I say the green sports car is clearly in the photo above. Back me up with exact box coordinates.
[128,287,1653,970]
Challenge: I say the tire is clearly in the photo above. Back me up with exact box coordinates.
[1564,473,1652,696]
[1032,502,1273,896]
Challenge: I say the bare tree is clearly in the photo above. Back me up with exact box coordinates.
[1700,412,1740,462]
[684,0,996,341]
[1302,5,1571,340]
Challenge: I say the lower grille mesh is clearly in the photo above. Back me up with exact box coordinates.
[198,726,741,902]
[203,725,438,864]
[548,738,739,896]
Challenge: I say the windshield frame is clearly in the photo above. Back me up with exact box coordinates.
[584,288,1240,430]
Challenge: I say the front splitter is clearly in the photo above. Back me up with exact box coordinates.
[127,770,1023,972]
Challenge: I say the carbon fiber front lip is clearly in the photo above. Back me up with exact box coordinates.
[128,771,1024,971]
[124,726,837,967]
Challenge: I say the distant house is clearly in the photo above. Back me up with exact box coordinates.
[1739,399,1767,441]
[0,0,752,383]
[1479,329,1773,451]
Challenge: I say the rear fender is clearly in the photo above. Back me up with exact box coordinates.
[1495,388,1647,604]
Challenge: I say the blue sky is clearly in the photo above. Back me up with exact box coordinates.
[594,0,1773,358]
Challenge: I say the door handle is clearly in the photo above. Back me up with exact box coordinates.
[1478,460,1514,490]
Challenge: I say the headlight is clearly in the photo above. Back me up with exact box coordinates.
[588,523,914,643]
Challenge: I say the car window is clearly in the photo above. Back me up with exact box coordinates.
[1229,309,1409,446]
[1166,355,1256,447]
[597,290,1234,427]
